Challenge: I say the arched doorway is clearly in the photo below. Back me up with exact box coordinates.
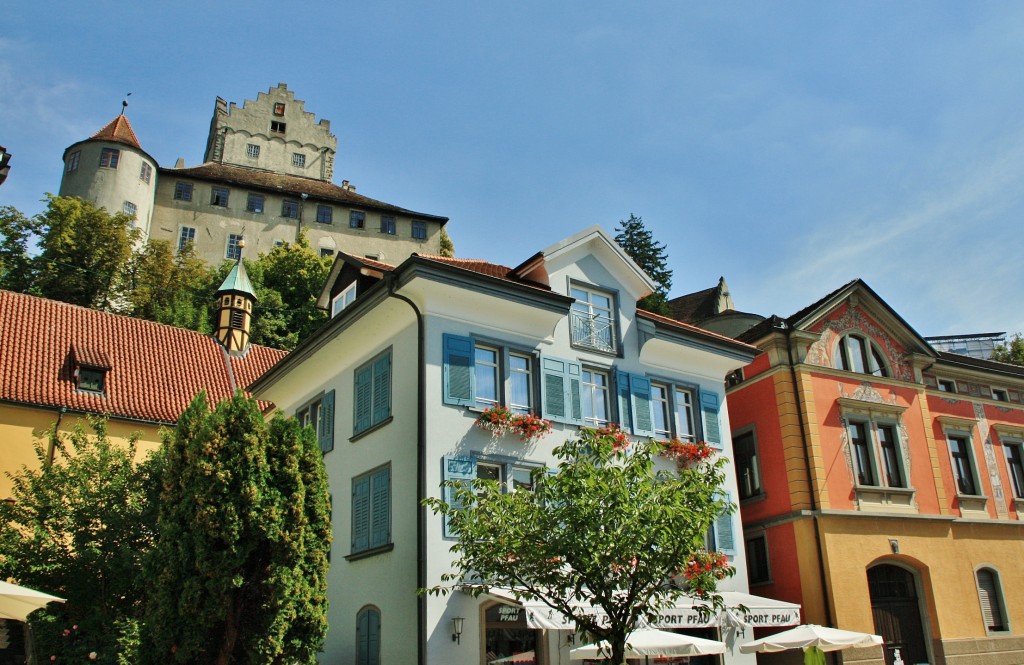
[867,564,929,665]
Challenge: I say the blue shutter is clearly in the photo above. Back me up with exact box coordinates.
[318,390,335,453]
[372,352,391,425]
[567,363,583,424]
[700,389,722,448]
[715,492,735,555]
[616,371,633,432]
[354,365,373,434]
[542,356,583,425]
[630,374,655,437]
[443,334,475,406]
[370,467,391,548]
[357,608,381,665]
[352,475,371,552]
[442,455,477,538]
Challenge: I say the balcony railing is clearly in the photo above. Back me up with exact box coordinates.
[571,310,616,352]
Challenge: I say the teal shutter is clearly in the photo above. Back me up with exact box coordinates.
[372,352,391,425]
[715,492,735,555]
[318,390,335,453]
[542,356,584,425]
[442,455,477,538]
[616,372,633,432]
[630,375,655,437]
[357,608,380,665]
[354,365,373,434]
[370,467,391,548]
[352,475,370,552]
[443,334,475,406]
[568,363,583,424]
[700,389,722,448]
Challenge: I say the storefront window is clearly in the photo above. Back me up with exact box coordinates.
[485,603,538,664]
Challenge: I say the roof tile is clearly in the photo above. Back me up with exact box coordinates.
[89,115,143,151]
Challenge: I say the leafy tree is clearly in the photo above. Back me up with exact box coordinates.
[424,426,733,665]
[120,240,216,331]
[439,227,455,257]
[32,194,141,308]
[143,392,331,665]
[614,214,673,315]
[0,204,40,292]
[0,418,161,664]
[992,333,1024,366]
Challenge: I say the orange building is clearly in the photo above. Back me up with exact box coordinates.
[674,280,1024,665]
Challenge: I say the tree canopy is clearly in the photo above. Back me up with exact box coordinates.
[614,214,673,315]
[992,333,1024,366]
[424,426,733,665]
[142,392,331,665]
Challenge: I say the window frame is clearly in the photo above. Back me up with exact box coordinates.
[355,606,381,665]
[332,282,357,317]
[99,147,120,169]
[948,432,981,497]
[352,348,393,437]
[441,453,543,539]
[976,567,1010,633]
[210,187,230,208]
[1003,439,1024,500]
[173,181,193,202]
[581,367,611,427]
[316,204,333,225]
[66,150,81,173]
[225,234,243,261]
[442,334,538,415]
[270,120,286,133]
[834,332,889,377]
[349,465,392,557]
[843,417,909,490]
[350,210,366,229]
[122,201,137,219]
[569,281,619,354]
[295,389,336,454]
[991,387,1009,402]
[937,378,958,393]
[733,427,763,501]
[281,199,300,219]
[292,152,306,168]
[246,143,260,159]
[246,193,264,214]
[745,531,772,585]
[380,215,396,235]
[273,102,286,117]
[177,226,197,253]
[411,220,427,240]
[139,162,152,184]
[76,366,106,394]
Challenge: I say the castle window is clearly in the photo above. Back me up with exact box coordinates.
[226,234,243,261]
[122,201,137,219]
[273,102,286,116]
[350,211,366,229]
[834,333,889,377]
[139,162,152,184]
[178,226,196,252]
[292,153,305,168]
[246,193,264,214]
[246,144,260,159]
[99,148,120,169]
[173,182,193,201]
[211,187,230,207]
[380,216,395,235]
[316,205,333,224]
[66,150,81,173]
[411,220,427,240]
[281,200,300,219]
[270,121,286,133]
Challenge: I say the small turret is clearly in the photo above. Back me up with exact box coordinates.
[214,243,257,355]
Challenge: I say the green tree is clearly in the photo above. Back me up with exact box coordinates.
[33,194,140,308]
[0,418,161,664]
[992,333,1024,365]
[0,204,40,291]
[439,227,455,257]
[143,392,331,665]
[424,426,733,665]
[614,214,673,315]
[120,240,216,331]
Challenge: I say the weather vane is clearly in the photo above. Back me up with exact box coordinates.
[120,92,132,116]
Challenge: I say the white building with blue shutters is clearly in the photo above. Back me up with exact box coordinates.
[250,226,800,665]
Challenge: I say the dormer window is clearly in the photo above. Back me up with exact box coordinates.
[834,333,888,377]
[332,282,357,317]
[77,367,106,394]
[570,283,617,353]
[71,343,111,396]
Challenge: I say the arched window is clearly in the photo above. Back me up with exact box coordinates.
[357,606,381,665]
[834,333,889,377]
[976,568,1009,632]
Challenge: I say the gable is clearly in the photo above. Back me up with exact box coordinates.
[538,225,656,303]
[804,302,914,381]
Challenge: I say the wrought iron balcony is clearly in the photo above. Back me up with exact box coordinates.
[570,311,616,352]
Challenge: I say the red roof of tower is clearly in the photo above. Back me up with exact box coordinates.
[89,115,143,151]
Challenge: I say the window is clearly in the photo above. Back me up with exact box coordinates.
[139,162,152,183]
[273,102,286,116]
[246,193,264,214]
[380,216,396,234]
[281,199,299,219]
[848,422,876,486]
[332,282,357,316]
[1004,441,1024,499]
[226,234,243,261]
[745,533,771,584]
[99,148,120,168]
[173,181,193,201]
[351,466,391,554]
[270,120,286,133]
[320,248,335,258]
[976,568,1008,632]
[992,388,1009,402]
[316,205,333,224]
[834,333,889,377]
[354,349,392,435]
[949,435,979,495]
[442,334,536,415]
[76,367,106,394]
[178,226,196,252]
[246,144,260,159]
[122,201,137,218]
[878,424,903,487]
[674,387,697,441]
[581,368,610,426]
[845,419,907,488]
[570,284,617,353]
[651,383,671,437]
[292,153,305,167]
[296,390,335,453]
[356,607,381,665]
[350,210,366,229]
[66,150,81,173]
[734,430,762,500]
[441,454,538,537]
[938,378,957,393]
[211,187,229,207]
[411,220,427,240]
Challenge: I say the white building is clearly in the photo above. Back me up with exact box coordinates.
[250,226,799,665]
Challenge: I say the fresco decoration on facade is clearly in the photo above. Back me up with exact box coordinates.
[974,402,1007,517]
[805,306,913,381]
[838,382,897,406]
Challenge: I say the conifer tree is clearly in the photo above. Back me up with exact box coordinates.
[614,214,673,315]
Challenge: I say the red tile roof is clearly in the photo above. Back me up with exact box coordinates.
[414,254,552,291]
[89,115,143,151]
[0,290,286,424]
[637,308,759,354]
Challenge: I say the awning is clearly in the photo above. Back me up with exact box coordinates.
[480,588,801,631]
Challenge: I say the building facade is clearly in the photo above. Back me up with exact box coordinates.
[251,226,800,665]
[720,280,1024,665]
[58,84,449,266]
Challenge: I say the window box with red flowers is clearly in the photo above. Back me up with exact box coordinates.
[475,407,553,443]
[658,438,714,465]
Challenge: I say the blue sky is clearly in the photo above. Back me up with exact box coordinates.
[3,2,1022,335]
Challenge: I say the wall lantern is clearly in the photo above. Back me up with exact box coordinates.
[452,616,465,644]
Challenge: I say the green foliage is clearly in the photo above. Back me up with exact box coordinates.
[142,392,331,665]
[614,214,673,315]
[0,204,40,292]
[33,194,141,308]
[424,426,733,665]
[120,240,216,331]
[992,333,1024,366]
[439,226,455,257]
[0,418,161,664]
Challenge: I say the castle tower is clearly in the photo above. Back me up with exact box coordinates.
[214,251,257,355]
[59,112,159,239]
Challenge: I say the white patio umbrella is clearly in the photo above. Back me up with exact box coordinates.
[489,650,536,663]
[0,580,65,622]
[571,627,726,661]
[739,624,883,654]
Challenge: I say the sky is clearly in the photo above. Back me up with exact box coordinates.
[3,2,1023,336]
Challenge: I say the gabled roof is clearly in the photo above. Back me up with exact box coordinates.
[637,308,759,357]
[667,285,719,324]
[533,225,657,297]
[161,162,448,223]
[89,115,143,150]
[0,290,286,424]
